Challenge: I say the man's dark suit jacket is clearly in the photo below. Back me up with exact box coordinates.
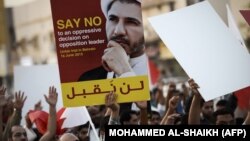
[78,66,108,81]
[78,66,132,114]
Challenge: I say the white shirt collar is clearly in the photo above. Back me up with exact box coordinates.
[129,53,146,68]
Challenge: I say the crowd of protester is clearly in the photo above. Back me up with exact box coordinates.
[0,77,250,141]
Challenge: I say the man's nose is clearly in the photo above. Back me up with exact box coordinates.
[20,134,27,139]
[114,21,126,35]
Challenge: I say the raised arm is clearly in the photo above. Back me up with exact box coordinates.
[161,96,179,125]
[188,79,202,125]
[165,82,176,111]
[105,91,120,125]
[135,101,148,125]
[0,86,7,140]
[3,91,27,141]
[39,86,58,141]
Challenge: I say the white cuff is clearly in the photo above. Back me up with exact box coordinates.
[119,71,136,78]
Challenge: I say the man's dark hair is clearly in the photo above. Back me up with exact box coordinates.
[151,111,160,117]
[77,122,89,131]
[213,108,234,119]
[120,110,138,125]
[216,99,228,108]
[76,122,90,140]
[107,0,141,14]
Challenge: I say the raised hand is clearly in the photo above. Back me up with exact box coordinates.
[188,79,201,96]
[0,85,7,107]
[34,100,43,111]
[105,91,119,111]
[14,91,27,110]
[44,86,58,107]
[165,113,180,125]
[168,96,179,110]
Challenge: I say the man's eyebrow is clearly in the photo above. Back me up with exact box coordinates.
[126,17,141,24]
[108,14,142,25]
[108,14,141,22]
[108,14,117,18]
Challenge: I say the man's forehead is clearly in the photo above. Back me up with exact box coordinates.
[12,126,25,132]
[108,1,142,21]
[80,127,89,131]
[204,101,213,105]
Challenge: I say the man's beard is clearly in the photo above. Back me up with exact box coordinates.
[110,35,129,46]
[110,35,145,56]
[131,36,145,54]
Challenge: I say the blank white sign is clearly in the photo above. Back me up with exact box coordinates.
[148,1,250,101]
[14,64,63,124]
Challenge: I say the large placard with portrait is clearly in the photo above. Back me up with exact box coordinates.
[50,0,150,107]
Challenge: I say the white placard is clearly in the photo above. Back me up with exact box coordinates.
[148,1,250,101]
[226,4,249,53]
[61,106,90,128]
[0,47,7,76]
[61,107,99,141]
[14,64,63,124]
